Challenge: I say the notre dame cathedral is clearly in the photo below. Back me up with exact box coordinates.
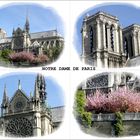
[0,15,64,55]
[81,11,140,93]
[81,11,140,68]
[0,74,64,137]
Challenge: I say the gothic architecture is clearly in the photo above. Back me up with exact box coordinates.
[0,74,64,137]
[83,72,140,97]
[81,11,140,68]
[0,15,64,55]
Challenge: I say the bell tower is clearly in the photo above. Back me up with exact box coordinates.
[81,11,126,68]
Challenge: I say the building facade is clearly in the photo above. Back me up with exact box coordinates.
[0,74,64,137]
[0,16,64,55]
[81,11,140,68]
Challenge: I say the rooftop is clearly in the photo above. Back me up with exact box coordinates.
[51,106,64,123]
[123,24,140,31]
[84,11,118,21]
[30,30,62,39]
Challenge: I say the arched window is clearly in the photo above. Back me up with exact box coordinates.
[89,26,93,53]
[110,25,114,51]
[123,37,129,59]
[129,35,134,57]
[105,23,108,48]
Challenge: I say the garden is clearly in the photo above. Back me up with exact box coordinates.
[0,45,62,67]
[75,86,140,137]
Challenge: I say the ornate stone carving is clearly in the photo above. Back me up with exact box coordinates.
[86,73,109,89]
[5,117,33,137]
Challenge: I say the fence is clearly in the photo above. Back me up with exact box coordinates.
[92,113,140,121]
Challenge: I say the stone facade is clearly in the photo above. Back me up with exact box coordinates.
[0,74,64,137]
[123,24,140,59]
[81,11,140,68]
[0,16,64,55]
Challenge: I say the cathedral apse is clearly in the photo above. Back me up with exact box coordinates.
[0,4,64,67]
[0,73,64,137]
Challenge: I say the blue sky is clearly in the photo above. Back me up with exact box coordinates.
[75,3,140,55]
[0,3,64,37]
[0,73,64,108]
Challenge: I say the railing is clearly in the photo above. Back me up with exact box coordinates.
[92,113,140,121]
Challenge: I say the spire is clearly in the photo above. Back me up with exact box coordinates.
[12,28,15,35]
[30,91,32,98]
[2,84,9,108]
[25,9,30,33]
[3,84,7,102]
[34,80,39,99]
[18,80,21,90]
[36,74,46,103]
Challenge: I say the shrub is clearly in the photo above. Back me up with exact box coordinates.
[36,54,48,63]
[114,112,124,136]
[0,49,13,61]
[86,88,140,113]
[30,54,48,65]
[75,90,92,128]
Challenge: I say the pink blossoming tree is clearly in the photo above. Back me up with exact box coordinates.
[86,88,140,113]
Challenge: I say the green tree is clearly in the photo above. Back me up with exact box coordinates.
[114,112,124,137]
[75,90,92,128]
[52,46,63,60]
[44,45,63,62]
[0,49,13,61]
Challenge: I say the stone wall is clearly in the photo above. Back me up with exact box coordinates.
[81,113,140,137]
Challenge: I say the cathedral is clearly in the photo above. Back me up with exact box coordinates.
[0,74,64,137]
[81,11,140,68]
[0,15,64,55]
[81,11,140,90]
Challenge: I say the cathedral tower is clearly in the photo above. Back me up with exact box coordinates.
[81,11,126,68]
[123,24,140,59]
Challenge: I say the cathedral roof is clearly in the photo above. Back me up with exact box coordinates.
[123,24,140,32]
[84,11,118,21]
[30,30,62,39]
[50,106,64,123]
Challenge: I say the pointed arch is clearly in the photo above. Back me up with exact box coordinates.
[89,26,93,53]
[129,35,134,57]
[105,23,108,48]
[123,37,129,59]
[110,25,114,51]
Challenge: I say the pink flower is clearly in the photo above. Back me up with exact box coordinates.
[86,88,140,113]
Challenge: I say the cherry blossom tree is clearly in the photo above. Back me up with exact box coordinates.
[86,88,140,113]
[9,51,34,63]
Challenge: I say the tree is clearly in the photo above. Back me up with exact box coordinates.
[75,90,92,128]
[44,45,63,62]
[0,49,14,61]
[86,88,140,113]
[114,112,124,137]
[9,51,34,63]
